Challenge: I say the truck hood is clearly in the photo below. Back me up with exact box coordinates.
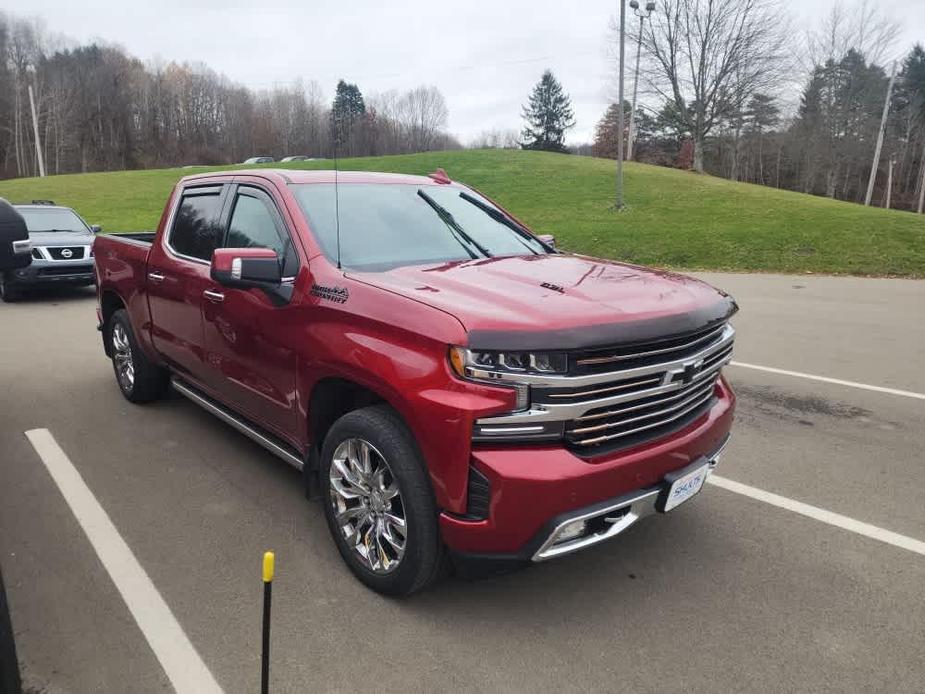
[349,254,737,351]
[29,231,94,247]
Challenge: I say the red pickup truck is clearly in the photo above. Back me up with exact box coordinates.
[94,169,736,595]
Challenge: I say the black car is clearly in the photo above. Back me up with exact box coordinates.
[0,198,30,274]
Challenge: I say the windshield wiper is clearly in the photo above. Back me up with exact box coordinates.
[458,192,542,255]
[417,189,491,259]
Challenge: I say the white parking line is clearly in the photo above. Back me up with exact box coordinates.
[24,428,224,694]
[708,475,925,557]
[729,361,925,401]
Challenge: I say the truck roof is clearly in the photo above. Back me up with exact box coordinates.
[179,169,452,187]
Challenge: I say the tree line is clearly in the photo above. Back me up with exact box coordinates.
[0,12,460,179]
[590,1,925,213]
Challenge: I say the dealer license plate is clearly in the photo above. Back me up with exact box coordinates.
[663,462,710,512]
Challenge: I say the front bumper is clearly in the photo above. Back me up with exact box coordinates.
[440,377,735,560]
[529,435,728,561]
[7,262,95,286]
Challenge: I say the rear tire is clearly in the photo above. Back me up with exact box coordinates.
[107,309,169,403]
[0,273,21,303]
[320,405,446,596]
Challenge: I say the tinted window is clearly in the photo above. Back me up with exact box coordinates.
[224,191,298,277]
[169,191,223,261]
[290,183,547,271]
[18,208,89,233]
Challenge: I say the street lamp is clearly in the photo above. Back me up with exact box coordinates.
[627,0,655,162]
[614,0,627,209]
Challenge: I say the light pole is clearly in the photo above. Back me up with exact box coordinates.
[864,60,897,206]
[615,0,627,209]
[627,0,655,161]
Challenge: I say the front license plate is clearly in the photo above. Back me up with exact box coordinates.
[662,462,710,512]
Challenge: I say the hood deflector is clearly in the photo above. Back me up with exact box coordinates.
[467,296,738,352]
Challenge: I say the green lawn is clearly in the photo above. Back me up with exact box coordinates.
[1,149,923,276]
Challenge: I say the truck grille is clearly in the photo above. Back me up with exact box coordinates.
[564,371,718,448]
[474,321,735,454]
[555,324,732,451]
[563,325,732,451]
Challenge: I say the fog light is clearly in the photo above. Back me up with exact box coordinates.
[552,519,588,545]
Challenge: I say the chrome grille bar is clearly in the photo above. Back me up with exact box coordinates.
[545,374,662,400]
[576,323,726,366]
[571,377,717,429]
[568,388,716,447]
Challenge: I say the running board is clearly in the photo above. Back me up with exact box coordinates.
[171,378,304,471]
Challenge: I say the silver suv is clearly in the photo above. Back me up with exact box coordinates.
[1,202,97,302]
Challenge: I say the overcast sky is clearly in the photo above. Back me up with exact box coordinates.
[9,0,925,144]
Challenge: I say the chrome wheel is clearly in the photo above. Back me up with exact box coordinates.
[111,322,135,391]
[329,438,406,574]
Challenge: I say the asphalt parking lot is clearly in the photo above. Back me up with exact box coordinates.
[1,272,923,693]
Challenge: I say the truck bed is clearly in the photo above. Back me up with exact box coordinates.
[106,231,156,244]
[94,232,154,338]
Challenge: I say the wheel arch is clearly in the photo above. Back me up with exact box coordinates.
[303,373,428,502]
[100,290,127,357]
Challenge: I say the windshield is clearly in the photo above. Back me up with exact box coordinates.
[290,183,548,271]
[18,208,89,233]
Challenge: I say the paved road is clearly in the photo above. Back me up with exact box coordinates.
[1,274,923,693]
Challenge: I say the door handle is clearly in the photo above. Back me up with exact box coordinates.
[147,271,166,283]
[203,289,225,303]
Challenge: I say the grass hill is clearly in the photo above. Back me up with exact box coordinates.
[0,149,922,276]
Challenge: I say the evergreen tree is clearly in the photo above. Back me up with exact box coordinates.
[331,79,366,146]
[795,50,886,199]
[592,101,630,159]
[520,70,575,152]
[896,44,925,124]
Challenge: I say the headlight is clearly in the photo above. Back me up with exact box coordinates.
[452,348,567,375]
[449,347,569,411]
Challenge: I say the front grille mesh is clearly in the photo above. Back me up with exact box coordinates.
[47,246,86,260]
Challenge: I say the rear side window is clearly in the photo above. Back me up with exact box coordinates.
[169,189,224,261]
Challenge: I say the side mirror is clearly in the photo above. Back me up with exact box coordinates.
[211,247,281,290]
[90,224,102,233]
[537,234,556,249]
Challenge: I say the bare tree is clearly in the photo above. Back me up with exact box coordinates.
[640,0,788,172]
[395,85,449,152]
[469,128,520,149]
[805,0,900,70]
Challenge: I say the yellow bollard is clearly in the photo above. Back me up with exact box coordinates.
[261,551,274,694]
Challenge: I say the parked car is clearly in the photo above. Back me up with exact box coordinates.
[241,156,275,164]
[93,169,737,595]
[280,155,310,162]
[1,201,97,302]
[0,198,31,274]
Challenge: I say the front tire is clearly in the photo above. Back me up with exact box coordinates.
[0,273,21,303]
[321,405,445,596]
[107,309,169,403]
